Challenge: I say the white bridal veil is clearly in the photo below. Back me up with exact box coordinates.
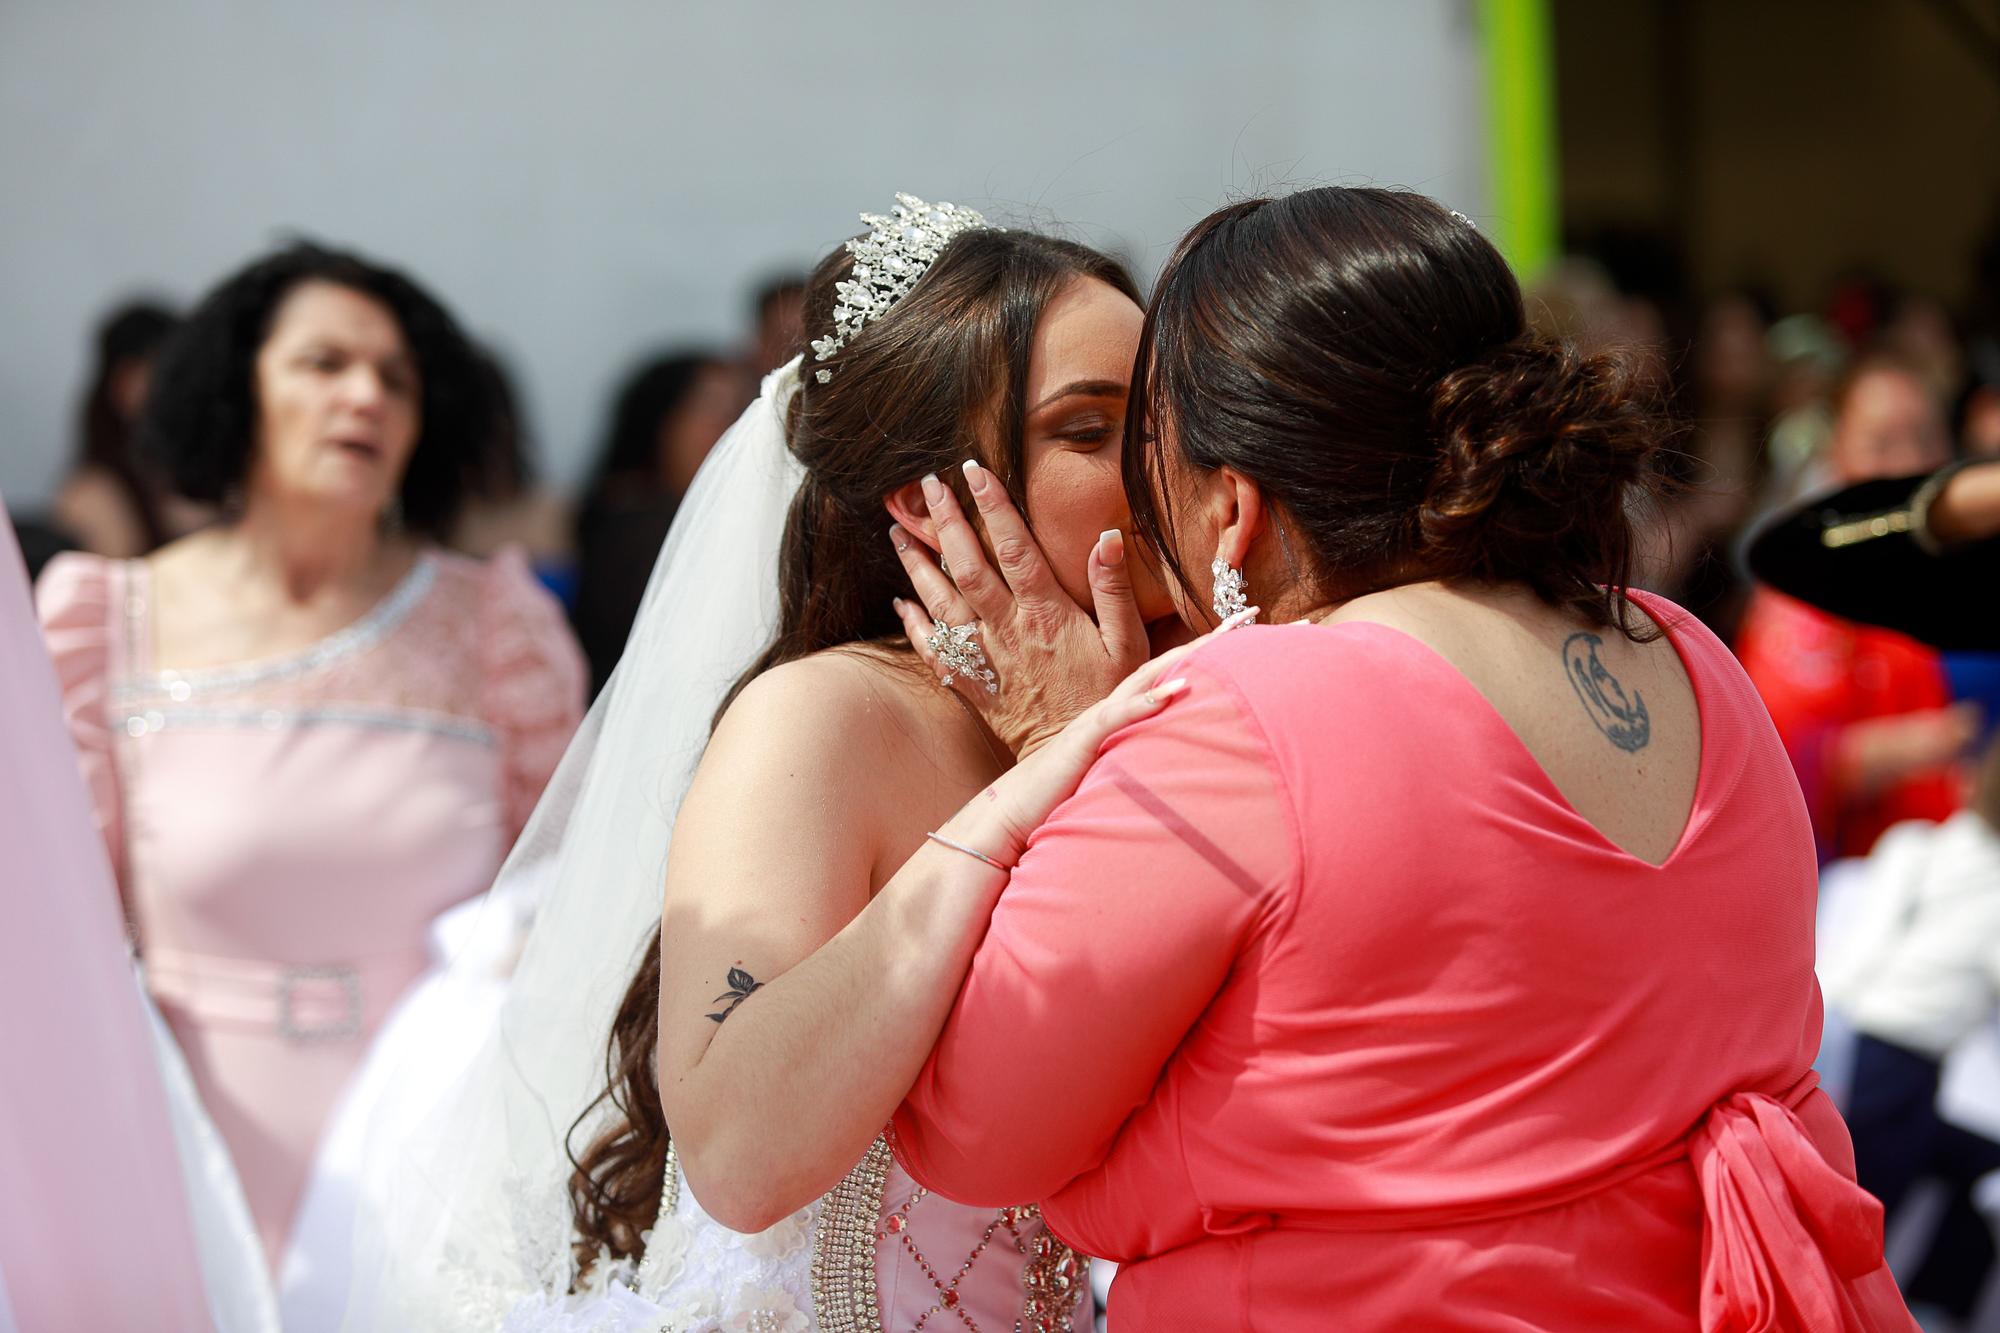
[342,362,806,1330]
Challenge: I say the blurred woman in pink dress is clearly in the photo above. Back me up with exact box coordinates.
[36,242,585,1275]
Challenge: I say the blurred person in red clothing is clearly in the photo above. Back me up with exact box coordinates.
[1736,352,1980,860]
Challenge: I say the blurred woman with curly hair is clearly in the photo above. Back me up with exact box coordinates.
[36,241,586,1276]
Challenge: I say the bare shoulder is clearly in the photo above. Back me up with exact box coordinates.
[142,526,215,570]
[701,645,962,800]
[140,528,231,594]
[673,645,966,906]
[719,645,931,747]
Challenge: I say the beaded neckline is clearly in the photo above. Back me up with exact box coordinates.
[123,554,437,700]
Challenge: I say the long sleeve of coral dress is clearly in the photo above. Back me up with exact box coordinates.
[35,547,584,1274]
[893,592,1916,1332]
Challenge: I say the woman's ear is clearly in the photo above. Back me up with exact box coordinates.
[1209,467,1265,570]
[884,480,939,554]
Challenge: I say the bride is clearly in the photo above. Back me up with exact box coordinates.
[344,196,1186,1331]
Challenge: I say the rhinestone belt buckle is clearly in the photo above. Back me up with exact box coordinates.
[277,964,362,1042]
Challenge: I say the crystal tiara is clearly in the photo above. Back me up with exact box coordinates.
[809,192,992,383]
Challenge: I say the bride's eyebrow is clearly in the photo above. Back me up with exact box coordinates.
[1028,379,1128,413]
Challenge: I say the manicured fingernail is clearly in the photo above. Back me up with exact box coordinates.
[1220,607,1258,630]
[1096,529,1124,568]
[961,459,988,494]
[1148,677,1189,704]
[921,472,947,506]
[892,597,908,615]
[889,524,910,552]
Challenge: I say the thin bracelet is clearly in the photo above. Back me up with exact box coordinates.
[1910,458,1975,556]
[925,830,1013,873]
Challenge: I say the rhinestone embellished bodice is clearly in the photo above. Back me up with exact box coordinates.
[599,1139,1087,1333]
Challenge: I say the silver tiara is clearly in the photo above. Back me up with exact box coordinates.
[810,192,991,383]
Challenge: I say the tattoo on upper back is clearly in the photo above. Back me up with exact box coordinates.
[706,966,763,1023]
[1562,632,1651,752]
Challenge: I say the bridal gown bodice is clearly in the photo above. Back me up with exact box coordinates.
[500,1138,1087,1333]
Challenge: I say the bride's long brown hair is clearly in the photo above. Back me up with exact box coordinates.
[565,226,1138,1274]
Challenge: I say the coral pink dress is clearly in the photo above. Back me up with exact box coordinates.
[894,592,1915,1331]
[37,547,584,1273]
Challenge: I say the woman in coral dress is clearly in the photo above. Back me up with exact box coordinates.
[36,242,583,1277]
[886,188,1915,1329]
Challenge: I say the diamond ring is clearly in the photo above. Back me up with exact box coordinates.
[926,619,998,695]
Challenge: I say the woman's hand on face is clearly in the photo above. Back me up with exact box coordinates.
[936,609,1255,867]
[890,460,1149,758]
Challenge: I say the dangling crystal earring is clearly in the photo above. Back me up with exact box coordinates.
[1211,557,1254,626]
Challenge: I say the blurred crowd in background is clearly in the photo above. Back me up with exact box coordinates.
[19,208,2000,756]
[11,270,805,696]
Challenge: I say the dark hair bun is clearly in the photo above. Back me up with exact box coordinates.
[1419,336,1661,613]
[1127,186,1670,637]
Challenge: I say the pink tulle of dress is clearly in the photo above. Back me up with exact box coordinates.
[896,592,1916,1332]
[36,546,584,1274]
[1,514,212,1331]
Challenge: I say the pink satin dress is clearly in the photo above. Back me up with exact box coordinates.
[895,592,1916,1331]
[37,547,584,1274]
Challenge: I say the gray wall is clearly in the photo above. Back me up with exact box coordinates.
[1,0,1490,505]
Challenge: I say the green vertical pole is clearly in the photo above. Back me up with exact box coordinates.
[1479,0,1560,283]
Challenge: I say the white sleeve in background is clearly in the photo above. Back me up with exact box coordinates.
[1837,812,2000,1061]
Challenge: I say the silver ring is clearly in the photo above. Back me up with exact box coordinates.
[926,619,998,695]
